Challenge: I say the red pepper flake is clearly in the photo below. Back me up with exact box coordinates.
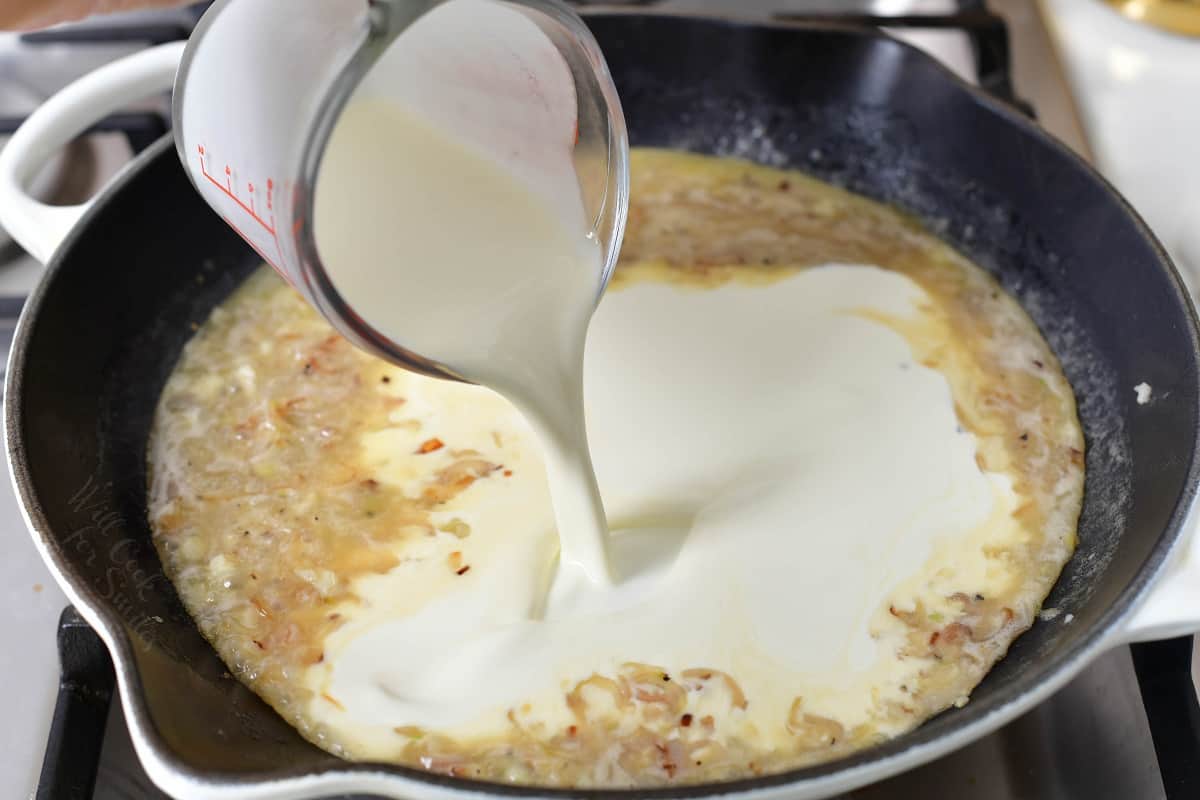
[680,713,693,727]
[929,631,941,646]
[381,375,391,383]
[456,565,471,576]
[567,725,578,737]
[252,639,266,650]
[417,438,444,454]
[315,652,324,664]
[503,469,513,477]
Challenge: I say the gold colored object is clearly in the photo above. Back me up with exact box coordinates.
[1104,0,1200,36]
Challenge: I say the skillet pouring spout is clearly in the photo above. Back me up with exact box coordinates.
[3,12,1200,800]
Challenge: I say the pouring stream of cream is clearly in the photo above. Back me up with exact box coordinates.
[315,0,614,590]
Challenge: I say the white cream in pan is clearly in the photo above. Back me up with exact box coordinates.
[148,149,1084,786]
[312,262,1019,747]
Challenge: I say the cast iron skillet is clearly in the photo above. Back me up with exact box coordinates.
[6,14,1199,800]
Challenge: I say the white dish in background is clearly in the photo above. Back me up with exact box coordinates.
[1042,0,1200,291]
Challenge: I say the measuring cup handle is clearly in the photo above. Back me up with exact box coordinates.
[0,41,185,265]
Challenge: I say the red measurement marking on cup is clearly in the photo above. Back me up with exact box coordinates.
[222,214,285,275]
[198,145,284,268]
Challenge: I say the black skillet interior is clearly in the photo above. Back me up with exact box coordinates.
[9,15,1198,795]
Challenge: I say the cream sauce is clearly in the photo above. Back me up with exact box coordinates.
[300,264,1021,756]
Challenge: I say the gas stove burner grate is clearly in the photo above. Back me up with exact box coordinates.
[19,1,211,45]
[0,3,213,153]
[771,1,1027,114]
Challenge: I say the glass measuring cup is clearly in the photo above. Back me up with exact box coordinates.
[173,0,629,381]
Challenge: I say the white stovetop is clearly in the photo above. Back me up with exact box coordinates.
[0,457,68,799]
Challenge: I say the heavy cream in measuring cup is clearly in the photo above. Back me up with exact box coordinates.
[314,0,612,590]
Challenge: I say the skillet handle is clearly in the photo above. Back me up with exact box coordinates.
[37,607,115,800]
[1120,507,1200,643]
[0,41,184,265]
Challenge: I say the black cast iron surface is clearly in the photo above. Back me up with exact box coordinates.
[8,15,1199,798]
